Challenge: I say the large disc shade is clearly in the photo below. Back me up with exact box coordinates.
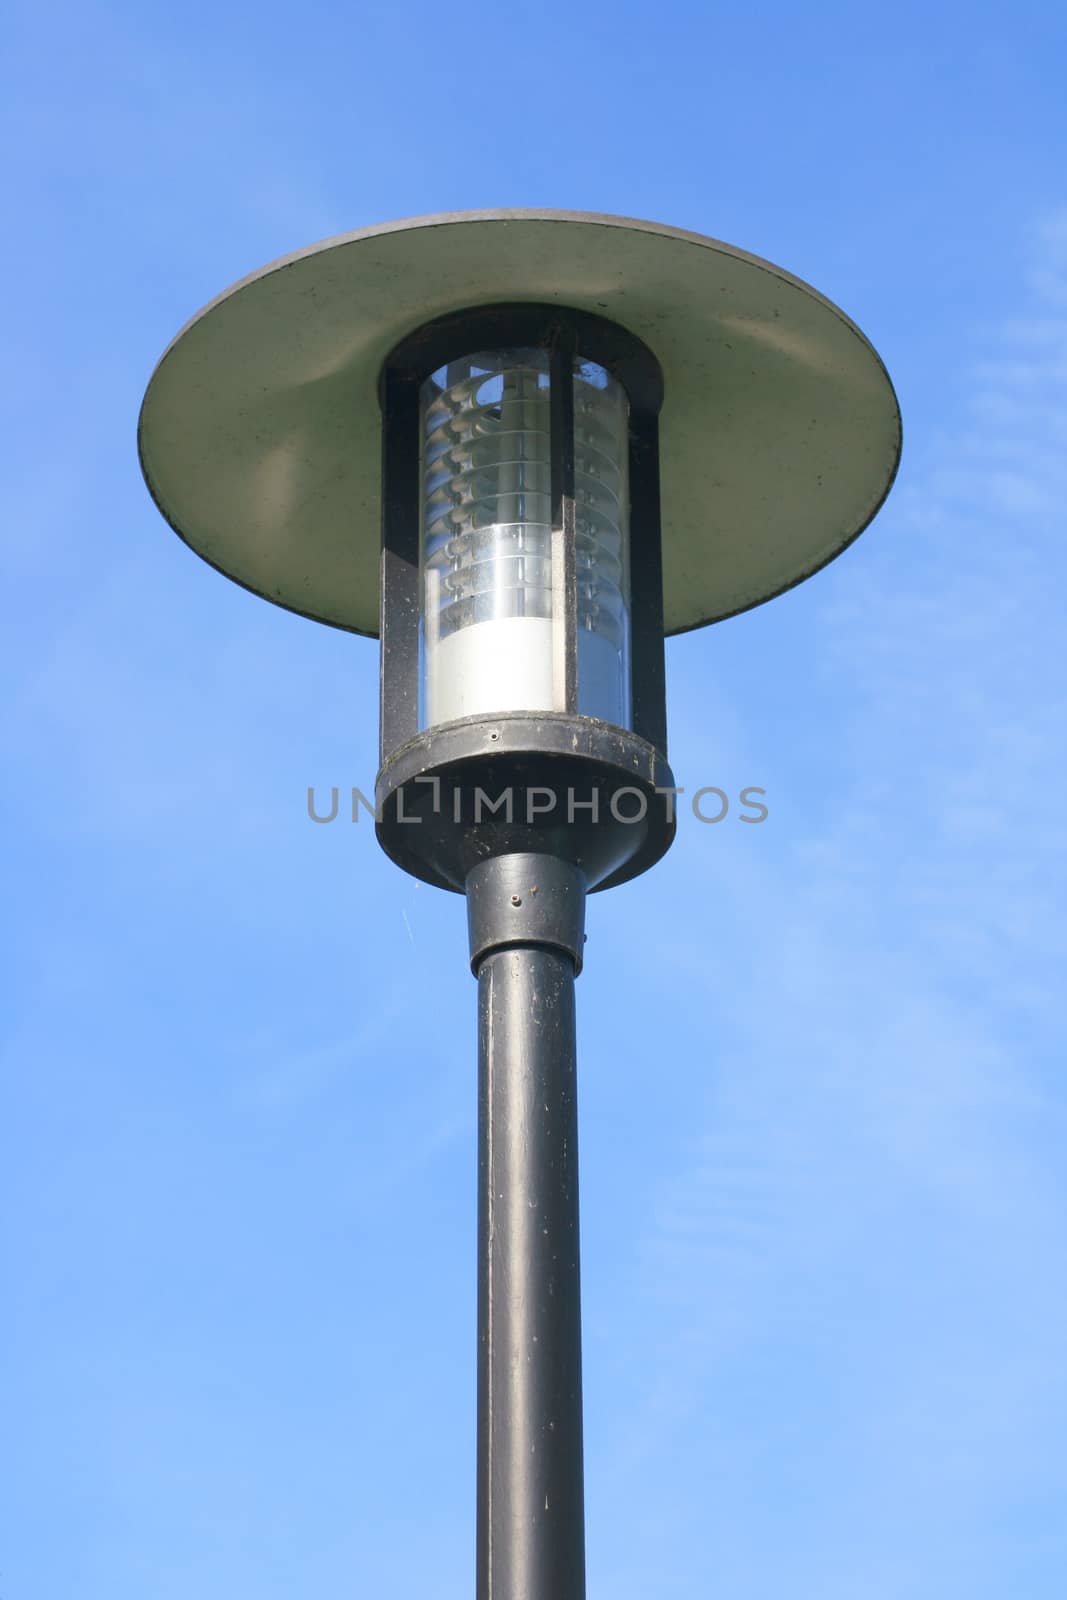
[138,209,901,637]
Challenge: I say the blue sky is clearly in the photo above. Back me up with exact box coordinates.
[3,2,1066,1596]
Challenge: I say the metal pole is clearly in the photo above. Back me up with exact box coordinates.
[466,854,587,1600]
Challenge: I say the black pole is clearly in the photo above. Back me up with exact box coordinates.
[466,854,587,1600]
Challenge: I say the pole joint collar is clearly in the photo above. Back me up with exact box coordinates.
[465,853,587,976]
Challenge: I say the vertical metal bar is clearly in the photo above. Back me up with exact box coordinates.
[627,413,668,756]
[549,331,578,714]
[475,942,586,1600]
[379,373,422,762]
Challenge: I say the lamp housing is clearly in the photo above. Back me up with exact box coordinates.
[136,207,902,896]
[375,302,676,894]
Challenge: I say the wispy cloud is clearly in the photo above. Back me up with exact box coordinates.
[592,211,1067,1596]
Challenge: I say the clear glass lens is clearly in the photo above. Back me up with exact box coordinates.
[418,347,631,729]
[574,359,631,725]
[421,348,554,727]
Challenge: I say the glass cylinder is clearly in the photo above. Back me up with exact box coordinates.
[419,348,631,728]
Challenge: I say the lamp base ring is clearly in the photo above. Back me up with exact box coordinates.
[375,712,677,893]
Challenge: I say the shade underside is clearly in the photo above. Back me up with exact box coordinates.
[138,209,901,637]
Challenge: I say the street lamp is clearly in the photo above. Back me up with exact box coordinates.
[138,210,900,1599]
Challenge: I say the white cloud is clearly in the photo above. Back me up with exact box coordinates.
[592,212,1067,1596]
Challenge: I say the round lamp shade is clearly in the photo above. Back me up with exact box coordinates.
[138,209,901,638]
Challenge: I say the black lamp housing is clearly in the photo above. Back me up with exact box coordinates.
[374,302,678,895]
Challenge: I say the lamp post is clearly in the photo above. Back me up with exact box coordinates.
[138,210,900,1599]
